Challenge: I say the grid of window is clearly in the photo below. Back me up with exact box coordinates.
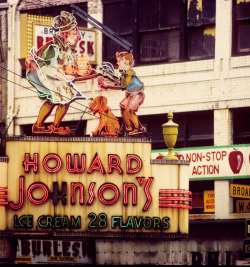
[102,0,216,65]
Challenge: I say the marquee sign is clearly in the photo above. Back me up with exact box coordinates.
[0,137,190,237]
[152,144,250,181]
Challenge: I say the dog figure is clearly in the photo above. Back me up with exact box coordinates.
[89,96,120,136]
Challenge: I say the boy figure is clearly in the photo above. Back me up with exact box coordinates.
[98,52,145,135]
[26,11,90,135]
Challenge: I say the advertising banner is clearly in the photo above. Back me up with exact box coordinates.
[152,144,250,181]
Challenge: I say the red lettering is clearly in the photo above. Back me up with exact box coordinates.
[87,153,106,174]
[0,187,8,206]
[192,166,197,175]
[37,36,44,49]
[79,40,85,54]
[108,154,123,174]
[98,183,119,205]
[126,154,143,174]
[43,154,62,173]
[66,154,86,173]
[45,37,53,43]
[123,183,137,206]
[143,177,153,211]
[87,182,95,205]
[71,182,84,205]
[23,153,38,173]
[27,183,49,205]
[87,41,94,55]
[9,176,24,210]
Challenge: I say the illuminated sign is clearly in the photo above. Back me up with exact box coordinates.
[0,138,190,236]
[152,144,250,180]
[230,184,250,199]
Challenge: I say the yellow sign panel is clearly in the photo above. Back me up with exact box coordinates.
[203,190,215,212]
[236,200,250,213]
[0,138,190,236]
[15,256,31,264]
[230,184,250,199]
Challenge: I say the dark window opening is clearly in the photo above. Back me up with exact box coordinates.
[140,110,214,150]
[232,0,250,56]
[102,0,215,66]
[233,107,250,144]
[189,180,214,214]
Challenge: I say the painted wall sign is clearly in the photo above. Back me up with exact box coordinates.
[0,138,190,235]
[152,144,250,181]
[15,239,94,265]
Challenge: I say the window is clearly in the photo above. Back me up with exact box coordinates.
[103,1,133,62]
[102,0,215,65]
[233,108,250,144]
[139,0,180,63]
[190,180,214,214]
[187,0,216,60]
[232,0,250,55]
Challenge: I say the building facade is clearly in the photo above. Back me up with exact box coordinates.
[0,0,250,265]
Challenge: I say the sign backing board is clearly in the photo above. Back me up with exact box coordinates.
[0,137,190,237]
